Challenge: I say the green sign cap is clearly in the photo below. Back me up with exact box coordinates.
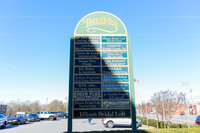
[74,11,127,35]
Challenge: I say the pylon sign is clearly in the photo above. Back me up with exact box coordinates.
[70,11,134,118]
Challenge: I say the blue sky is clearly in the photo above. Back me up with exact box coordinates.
[0,0,200,104]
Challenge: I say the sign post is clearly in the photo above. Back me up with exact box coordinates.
[68,11,136,133]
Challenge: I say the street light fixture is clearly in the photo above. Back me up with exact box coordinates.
[46,98,48,111]
[17,99,19,112]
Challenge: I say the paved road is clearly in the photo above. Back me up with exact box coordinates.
[0,118,144,133]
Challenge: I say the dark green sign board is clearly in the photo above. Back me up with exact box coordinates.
[68,11,136,132]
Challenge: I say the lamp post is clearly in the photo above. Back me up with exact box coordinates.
[65,97,68,112]
[46,98,48,111]
[17,99,19,112]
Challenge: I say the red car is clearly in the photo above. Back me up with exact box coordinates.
[180,112,185,115]
[195,115,200,125]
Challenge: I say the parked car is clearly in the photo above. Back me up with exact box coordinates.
[0,113,6,116]
[56,111,68,119]
[37,111,57,120]
[102,118,142,128]
[180,111,185,115]
[51,112,60,117]
[0,114,7,128]
[7,114,27,125]
[16,112,26,115]
[195,115,200,125]
[27,114,40,122]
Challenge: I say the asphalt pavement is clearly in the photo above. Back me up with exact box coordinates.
[0,115,196,133]
[0,118,138,133]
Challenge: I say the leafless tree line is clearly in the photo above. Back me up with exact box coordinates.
[4,100,68,116]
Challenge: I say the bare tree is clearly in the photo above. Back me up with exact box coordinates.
[136,102,146,117]
[3,99,67,116]
[150,90,184,127]
[29,101,41,113]
[48,100,65,112]
[20,101,31,112]
[63,102,68,112]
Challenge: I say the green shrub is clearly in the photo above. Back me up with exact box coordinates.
[137,116,200,129]
[148,119,158,127]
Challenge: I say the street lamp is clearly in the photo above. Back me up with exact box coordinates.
[46,98,48,111]
[65,97,68,113]
[17,99,19,112]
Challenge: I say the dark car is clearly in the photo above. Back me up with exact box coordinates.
[195,115,200,125]
[57,111,68,119]
[51,112,60,117]
[27,114,40,122]
[51,111,68,119]
[7,114,27,125]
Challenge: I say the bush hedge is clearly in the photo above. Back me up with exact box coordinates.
[136,116,200,129]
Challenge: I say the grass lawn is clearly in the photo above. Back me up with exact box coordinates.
[141,128,200,133]
[69,128,200,133]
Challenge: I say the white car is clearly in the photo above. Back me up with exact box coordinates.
[102,118,142,128]
[0,114,7,128]
[37,111,57,120]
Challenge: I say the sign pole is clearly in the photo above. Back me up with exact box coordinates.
[129,37,137,133]
[68,37,74,133]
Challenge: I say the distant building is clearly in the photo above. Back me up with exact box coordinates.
[197,104,200,115]
[0,105,7,114]
[175,104,199,115]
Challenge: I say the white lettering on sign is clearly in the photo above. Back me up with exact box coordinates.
[82,17,118,33]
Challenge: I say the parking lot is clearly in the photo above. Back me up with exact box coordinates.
[0,118,147,133]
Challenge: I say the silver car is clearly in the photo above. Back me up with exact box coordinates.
[102,118,142,128]
[0,114,7,128]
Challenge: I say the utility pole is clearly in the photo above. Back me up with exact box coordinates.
[136,80,142,116]
[184,94,190,128]
[134,78,141,105]
[181,82,190,128]
[189,88,194,115]
[138,80,142,105]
